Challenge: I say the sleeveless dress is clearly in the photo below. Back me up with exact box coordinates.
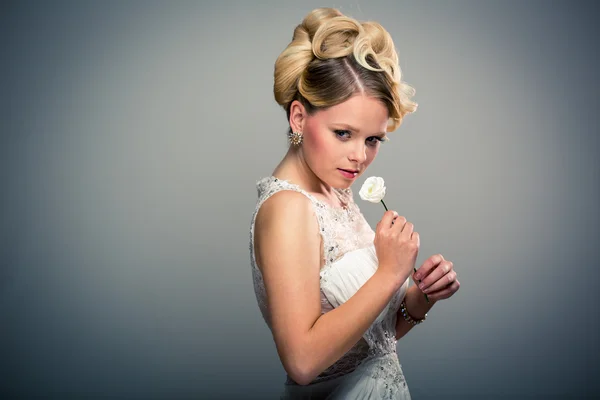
[249,176,412,399]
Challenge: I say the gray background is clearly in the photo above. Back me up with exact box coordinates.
[2,0,599,398]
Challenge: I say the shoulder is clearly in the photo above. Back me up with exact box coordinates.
[254,190,322,273]
[255,190,319,237]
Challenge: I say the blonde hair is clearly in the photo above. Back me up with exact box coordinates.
[274,8,417,132]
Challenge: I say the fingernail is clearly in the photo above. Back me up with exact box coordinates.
[418,283,425,290]
[415,273,421,280]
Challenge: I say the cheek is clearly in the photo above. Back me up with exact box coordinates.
[365,146,379,165]
[304,122,330,156]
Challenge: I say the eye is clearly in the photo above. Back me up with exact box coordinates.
[334,129,351,139]
[366,136,386,146]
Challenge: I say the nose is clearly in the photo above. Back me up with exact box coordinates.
[348,142,367,164]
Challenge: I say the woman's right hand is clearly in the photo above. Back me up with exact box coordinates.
[374,210,420,286]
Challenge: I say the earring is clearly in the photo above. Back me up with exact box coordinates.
[288,131,303,147]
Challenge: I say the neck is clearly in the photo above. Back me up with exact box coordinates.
[272,146,334,197]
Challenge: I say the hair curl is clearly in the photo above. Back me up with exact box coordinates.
[274,8,417,132]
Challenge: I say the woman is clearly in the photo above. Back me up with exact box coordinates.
[249,8,460,399]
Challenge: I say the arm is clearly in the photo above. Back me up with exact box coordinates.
[254,191,404,385]
[394,284,436,340]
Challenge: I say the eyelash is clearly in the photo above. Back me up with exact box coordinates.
[334,130,385,146]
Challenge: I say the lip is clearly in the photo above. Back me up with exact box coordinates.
[338,168,358,179]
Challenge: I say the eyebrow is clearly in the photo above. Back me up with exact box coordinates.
[332,123,387,138]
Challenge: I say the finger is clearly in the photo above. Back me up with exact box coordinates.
[414,254,445,280]
[418,261,454,292]
[379,210,398,231]
[422,270,456,294]
[427,280,460,301]
[391,215,407,231]
[401,221,414,239]
[411,231,420,247]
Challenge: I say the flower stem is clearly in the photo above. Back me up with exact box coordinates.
[414,267,430,303]
[380,199,388,211]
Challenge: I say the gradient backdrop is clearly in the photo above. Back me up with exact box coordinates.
[2,1,599,398]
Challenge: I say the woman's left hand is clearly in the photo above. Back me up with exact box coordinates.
[413,254,460,301]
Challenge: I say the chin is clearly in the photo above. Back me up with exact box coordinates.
[336,179,354,189]
[321,171,355,189]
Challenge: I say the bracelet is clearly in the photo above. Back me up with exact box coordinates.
[399,298,427,326]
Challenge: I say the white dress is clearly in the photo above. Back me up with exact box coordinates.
[250,176,411,399]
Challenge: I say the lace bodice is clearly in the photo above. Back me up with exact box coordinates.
[249,176,408,385]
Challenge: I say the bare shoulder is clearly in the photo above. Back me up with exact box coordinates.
[255,190,317,237]
[254,190,321,277]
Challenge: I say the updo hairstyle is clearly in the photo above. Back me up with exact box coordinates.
[273,8,417,132]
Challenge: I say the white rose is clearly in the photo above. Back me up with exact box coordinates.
[359,176,386,203]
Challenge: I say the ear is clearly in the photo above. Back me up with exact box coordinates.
[288,100,306,133]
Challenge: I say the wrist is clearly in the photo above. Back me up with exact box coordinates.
[405,286,435,319]
[376,266,410,292]
[399,298,426,325]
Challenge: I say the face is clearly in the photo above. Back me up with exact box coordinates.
[292,94,389,189]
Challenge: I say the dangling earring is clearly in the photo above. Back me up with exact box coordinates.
[288,131,303,147]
